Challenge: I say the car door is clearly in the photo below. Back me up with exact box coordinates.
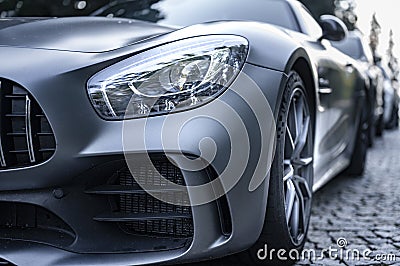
[318,42,361,161]
[291,4,362,185]
[307,38,360,186]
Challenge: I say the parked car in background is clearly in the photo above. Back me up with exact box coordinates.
[0,0,369,265]
[388,78,400,129]
[332,30,385,144]
[91,0,162,22]
[375,56,400,129]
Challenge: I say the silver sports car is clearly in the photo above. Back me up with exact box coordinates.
[0,0,368,265]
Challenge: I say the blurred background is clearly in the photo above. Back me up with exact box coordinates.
[0,0,398,69]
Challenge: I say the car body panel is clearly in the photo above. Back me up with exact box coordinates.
[0,41,284,263]
[283,28,365,189]
[0,0,367,264]
[0,17,172,52]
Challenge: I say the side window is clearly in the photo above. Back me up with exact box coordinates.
[297,5,323,39]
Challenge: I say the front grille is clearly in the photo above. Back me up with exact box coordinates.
[87,155,194,239]
[0,79,55,169]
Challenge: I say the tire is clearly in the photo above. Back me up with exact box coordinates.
[366,85,376,147]
[367,116,375,147]
[386,102,399,130]
[344,99,369,176]
[376,114,384,137]
[235,71,314,265]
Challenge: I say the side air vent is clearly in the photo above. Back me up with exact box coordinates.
[87,155,194,239]
[0,79,56,169]
[0,202,75,248]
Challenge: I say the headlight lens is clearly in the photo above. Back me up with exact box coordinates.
[87,35,249,120]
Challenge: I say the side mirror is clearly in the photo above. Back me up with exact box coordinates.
[319,15,348,42]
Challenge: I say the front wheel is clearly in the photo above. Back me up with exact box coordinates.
[236,71,314,265]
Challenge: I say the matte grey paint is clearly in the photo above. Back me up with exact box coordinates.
[0,1,366,265]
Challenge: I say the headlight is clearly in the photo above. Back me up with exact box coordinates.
[87,35,249,120]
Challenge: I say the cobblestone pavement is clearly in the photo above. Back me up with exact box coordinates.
[296,129,400,265]
[184,129,400,266]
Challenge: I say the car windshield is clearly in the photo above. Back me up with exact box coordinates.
[332,36,364,61]
[94,0,299,30]
[1,0,300,31]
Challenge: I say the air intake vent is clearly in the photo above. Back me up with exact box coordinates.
[0,202,75,249]
[0,79,56,169]
[87,155,194,239]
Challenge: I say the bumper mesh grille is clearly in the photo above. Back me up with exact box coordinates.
[118,160,194,238]
[0,79,55,169]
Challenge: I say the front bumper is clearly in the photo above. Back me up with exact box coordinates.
[0,46,285,265]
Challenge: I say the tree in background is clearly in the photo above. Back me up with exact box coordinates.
[369,13,381,57]
[300,0,358,30]
[387,30,399,80]
[334,0,357,30]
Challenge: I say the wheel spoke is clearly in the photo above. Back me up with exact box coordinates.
[292,117,310,160]
[297,187,307,235]
[290,196,300,238]
[285,179,296,223]
[294,97,305,141]
[292,156,313,167]
[286,125,295,153]
[294,175,312,200]
[293,175,312,234]
[292,101,300,139]
[283,165,294,181]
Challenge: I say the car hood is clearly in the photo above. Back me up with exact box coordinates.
[0,17,173,53]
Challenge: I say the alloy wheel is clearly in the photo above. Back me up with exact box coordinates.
[283,88,313,246]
